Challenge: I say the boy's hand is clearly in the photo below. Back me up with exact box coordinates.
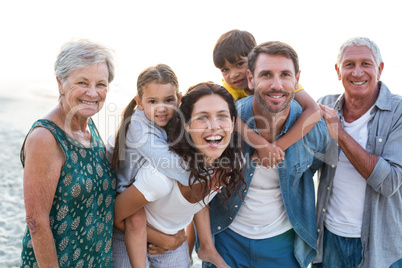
[253,143,285,168]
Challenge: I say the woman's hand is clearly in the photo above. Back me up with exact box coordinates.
[147,243,167,255]
[147,227,187,251]
[169,229,187,250]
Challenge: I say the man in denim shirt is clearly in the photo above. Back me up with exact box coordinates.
[205,41,328,267]
[313,37,402,268]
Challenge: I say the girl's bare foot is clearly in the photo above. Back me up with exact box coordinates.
[198,247,230,268]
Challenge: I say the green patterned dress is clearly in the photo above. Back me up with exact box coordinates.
[20,118,116,268]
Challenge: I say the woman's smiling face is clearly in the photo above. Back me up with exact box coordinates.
[58,63,109,119]
[185,94,234,164]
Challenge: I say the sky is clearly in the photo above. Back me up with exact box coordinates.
[1,0,401,135]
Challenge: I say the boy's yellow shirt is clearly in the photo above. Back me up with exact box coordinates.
[222,79,304,101]
[222,79,250,101]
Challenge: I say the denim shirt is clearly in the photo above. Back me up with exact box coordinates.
[314,82,402,268]
[207,96,328,268]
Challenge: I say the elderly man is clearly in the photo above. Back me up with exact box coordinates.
[314,37,402,268]
[204,41,328,268]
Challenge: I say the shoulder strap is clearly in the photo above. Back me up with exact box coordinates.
[87,117,105,148]
[20,119,69,166]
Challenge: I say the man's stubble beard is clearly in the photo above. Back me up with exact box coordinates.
[255,89,295,114]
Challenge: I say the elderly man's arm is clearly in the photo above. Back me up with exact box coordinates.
[319,104,402,196]
[319,104,378,179]
[338,127,379,179]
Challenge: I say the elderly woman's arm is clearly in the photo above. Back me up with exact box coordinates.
[22,127,65,267]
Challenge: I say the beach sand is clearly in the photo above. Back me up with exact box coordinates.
[0,90,202,267]
[0,92,60,267]
[0,101,27,267]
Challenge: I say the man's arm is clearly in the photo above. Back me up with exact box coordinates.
[320,103,402,197]
[235,118,284,167]
[276,89,322,150]
[319,104,378,179]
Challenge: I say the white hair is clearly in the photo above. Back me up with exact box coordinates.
[336,37,383,67]
[54,39,115,84]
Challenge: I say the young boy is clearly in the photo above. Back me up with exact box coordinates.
[213,29,322,166]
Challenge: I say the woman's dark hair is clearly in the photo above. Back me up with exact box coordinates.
[169,82,245,202]
[111,64,179,171]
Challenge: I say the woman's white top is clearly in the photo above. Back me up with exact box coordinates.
[134,165,218,235]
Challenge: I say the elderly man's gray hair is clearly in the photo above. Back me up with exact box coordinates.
[336,37,383,67]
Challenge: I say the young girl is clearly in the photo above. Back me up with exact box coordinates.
[108,66,231,267]
[113,82,245,267]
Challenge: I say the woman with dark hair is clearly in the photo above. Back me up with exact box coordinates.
[169,82,243,199]
[113,82,245,267]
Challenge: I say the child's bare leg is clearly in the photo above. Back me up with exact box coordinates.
[124,208,147,268]
[194,208,230,268]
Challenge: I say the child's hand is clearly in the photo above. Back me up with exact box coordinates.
[253,143,285,168]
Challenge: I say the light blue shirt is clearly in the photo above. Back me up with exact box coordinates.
[106,109,190,193]
[315,82,402,268]
[207,96,329,268]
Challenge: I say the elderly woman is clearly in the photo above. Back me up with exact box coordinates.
[20,40,116,267]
